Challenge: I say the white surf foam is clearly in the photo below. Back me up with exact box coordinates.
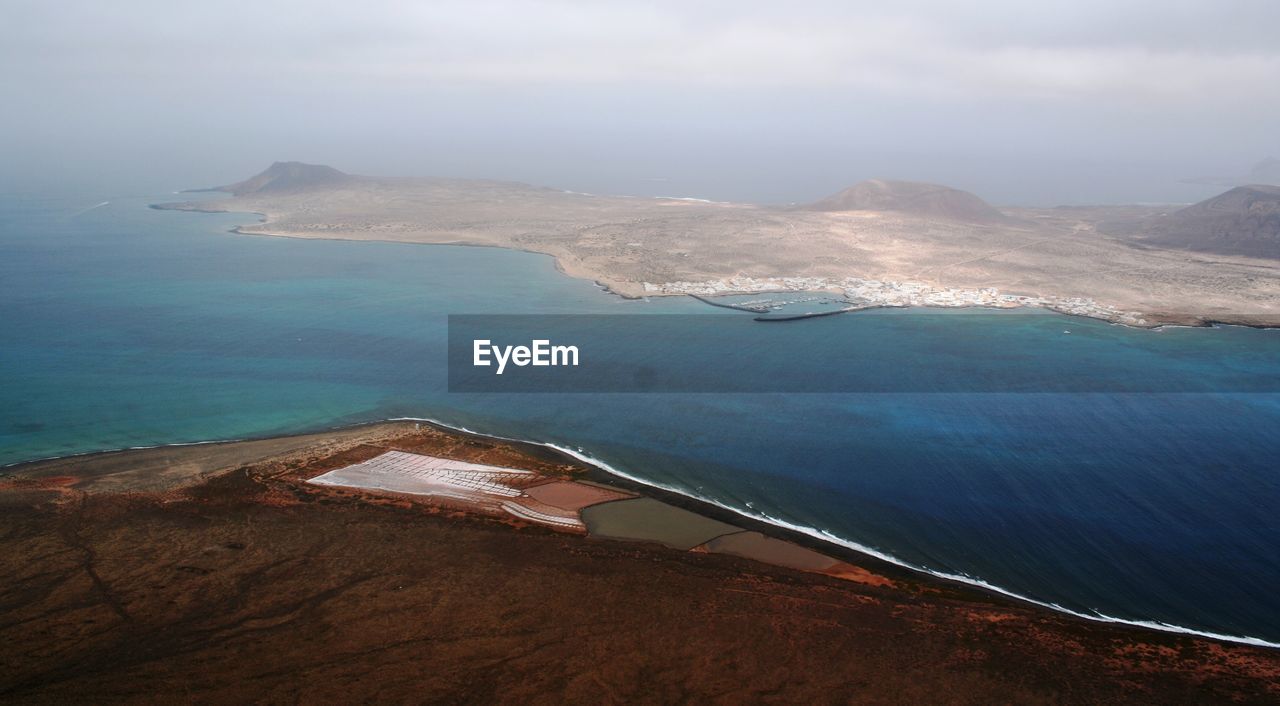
[71,201,110,216]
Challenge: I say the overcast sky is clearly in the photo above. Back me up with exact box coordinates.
[3,0,1278,203]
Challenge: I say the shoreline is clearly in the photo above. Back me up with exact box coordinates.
[73,193,1269,647]
[150,197,1280,329]
[10,415,1279,650]
[4,196,1274,649]
[395,416,1280,650]
[8,421,1278,701]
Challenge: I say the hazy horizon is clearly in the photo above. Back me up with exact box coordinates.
[3,0,1278,205]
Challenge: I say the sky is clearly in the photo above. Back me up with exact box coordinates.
[2,0,1278,204]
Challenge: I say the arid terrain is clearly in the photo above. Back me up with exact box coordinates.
[2,422,1279,704]
[158,163,1280,327]
[1137,184,1280,259]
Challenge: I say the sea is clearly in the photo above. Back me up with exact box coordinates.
[1,190,1278,647]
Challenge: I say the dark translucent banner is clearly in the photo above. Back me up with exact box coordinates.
[447,313,1280,393]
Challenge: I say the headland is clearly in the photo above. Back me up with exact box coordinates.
[2,421,1278,703]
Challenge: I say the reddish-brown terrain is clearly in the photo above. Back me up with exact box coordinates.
[2,422,1278,704]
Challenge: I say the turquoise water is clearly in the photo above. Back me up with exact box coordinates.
[2,192,1279,645]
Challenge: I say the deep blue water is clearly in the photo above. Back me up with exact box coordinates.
[2,191,1278,646]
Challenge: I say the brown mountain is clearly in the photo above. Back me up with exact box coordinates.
[217,161,353,196]
[804,179,1008,223]
[1143,184,1280,259]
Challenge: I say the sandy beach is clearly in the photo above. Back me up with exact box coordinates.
[3,421,1278,703]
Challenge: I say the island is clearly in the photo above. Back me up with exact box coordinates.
[156,162,1280,328]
